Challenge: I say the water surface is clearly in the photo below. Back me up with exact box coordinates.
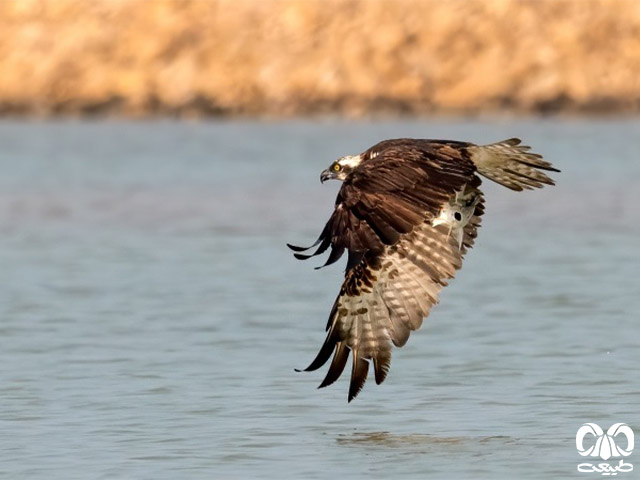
[0,119,638,479]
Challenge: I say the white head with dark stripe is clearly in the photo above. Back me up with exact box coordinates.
[320,155,362,183]
[320,140,403,183]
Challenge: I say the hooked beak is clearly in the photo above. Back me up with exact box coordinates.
[320,169,333,183]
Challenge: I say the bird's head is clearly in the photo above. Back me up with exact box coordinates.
[320,155,362,183]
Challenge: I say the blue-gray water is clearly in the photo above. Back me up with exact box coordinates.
[0,119,638,479]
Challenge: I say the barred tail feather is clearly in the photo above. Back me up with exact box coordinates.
[468,138,559,191]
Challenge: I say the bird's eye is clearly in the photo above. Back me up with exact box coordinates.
[333,163,341,171]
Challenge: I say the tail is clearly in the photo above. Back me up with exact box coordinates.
[467,138,559,191]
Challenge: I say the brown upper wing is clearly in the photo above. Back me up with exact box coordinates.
[289,141,478,269]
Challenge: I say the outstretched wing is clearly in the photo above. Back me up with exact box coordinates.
[288,142,477,269]
[291,143,480,401]
[300,179,484,401]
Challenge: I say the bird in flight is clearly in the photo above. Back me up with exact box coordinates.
[288,138,559,402]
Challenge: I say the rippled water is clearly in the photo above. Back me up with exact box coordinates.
[0,119,638,479]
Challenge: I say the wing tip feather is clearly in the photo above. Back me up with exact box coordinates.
[287,243,307,252]
[318,342,349,389]
[300,332,336,373]
[347,355,369,402]
[373,350,392,385]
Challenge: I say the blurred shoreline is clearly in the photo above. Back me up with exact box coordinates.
[1,0,639,118]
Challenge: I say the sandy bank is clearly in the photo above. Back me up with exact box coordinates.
[1,0,639,117]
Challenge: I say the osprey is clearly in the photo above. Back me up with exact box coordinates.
[288,138,559,402]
